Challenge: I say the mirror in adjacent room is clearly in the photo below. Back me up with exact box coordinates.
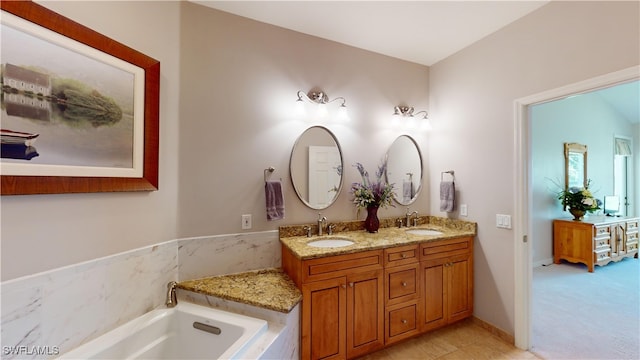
[564,142,587,189]
[385,135,423,205]
[290,126,343,209]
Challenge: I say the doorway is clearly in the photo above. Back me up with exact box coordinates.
[513,66,640,350]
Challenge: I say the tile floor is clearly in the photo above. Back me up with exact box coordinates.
[357,319,541,360]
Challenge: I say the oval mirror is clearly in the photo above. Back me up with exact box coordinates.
[290,126,344,209]
[385,135,423,205]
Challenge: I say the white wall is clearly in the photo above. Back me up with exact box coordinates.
[429,1,639,335]
[531,92,638,264]
[1,1,181,281]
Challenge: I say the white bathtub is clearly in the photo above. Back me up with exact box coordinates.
[59,302,268,359]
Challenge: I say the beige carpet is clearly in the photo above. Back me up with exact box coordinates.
[532,257,640,359]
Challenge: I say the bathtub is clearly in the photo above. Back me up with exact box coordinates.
[59,302,268,359]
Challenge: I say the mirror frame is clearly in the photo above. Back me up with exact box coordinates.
[564,142,588,189]
[385,135,424,206]
[289,126,344,210]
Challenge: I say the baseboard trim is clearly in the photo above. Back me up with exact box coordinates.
[533,258,554,268]
[471,316,514,345]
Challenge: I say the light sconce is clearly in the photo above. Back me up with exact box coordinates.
[393,105,431,131]
[296,89,348,120]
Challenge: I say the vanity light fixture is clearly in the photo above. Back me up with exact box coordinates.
[393,105,431,131]
[296,89,348,120]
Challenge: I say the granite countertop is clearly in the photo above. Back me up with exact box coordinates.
[280,216,477,260]
[177,268,302,313]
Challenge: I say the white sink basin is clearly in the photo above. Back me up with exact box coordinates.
[406,229,444,236]
[307,238,355,248]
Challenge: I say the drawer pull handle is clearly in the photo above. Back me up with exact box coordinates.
[401,282,407,287]
[349,282,354,288]
[401,253,407,259]
[342,284,346,289]
[401,319,407,324]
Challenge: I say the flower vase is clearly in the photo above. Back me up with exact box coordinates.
[364,206,380,233]
[569,208,585,221]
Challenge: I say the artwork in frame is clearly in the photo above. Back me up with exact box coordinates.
[0,1,159,195]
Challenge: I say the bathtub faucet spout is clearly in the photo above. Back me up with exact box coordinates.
[166,281,178,308]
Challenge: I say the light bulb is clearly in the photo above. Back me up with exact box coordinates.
[421,118,432,131]
[337,105,348,121]
[316,103,328,118]
[295,99,306,118]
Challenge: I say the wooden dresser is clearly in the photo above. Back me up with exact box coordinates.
[553,216,639,272]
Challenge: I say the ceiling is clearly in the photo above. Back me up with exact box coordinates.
[594,81,640,124]
[193,1,638,124]
[193,1,549,66]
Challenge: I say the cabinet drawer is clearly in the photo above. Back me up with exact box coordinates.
[627,219,639,232]
[594,225,612,240]
[594,237,611,250]
[387,304,417,338]
[385,264,419,306]
[420,237,471,261]
[384,245,418,267]
[594,248,611,264]
[302,250,383,283]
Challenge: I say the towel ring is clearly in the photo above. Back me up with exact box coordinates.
[264,167,275,182]
[441,170,455,182]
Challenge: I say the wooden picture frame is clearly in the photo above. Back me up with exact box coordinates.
[1,1,159,195]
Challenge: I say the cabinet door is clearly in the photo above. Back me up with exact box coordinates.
[447,254,473,322]
[346,270,384,359]
[421,258,447,332]
[302,278,346,360]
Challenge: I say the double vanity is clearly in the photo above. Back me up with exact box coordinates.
[280,216,477,360]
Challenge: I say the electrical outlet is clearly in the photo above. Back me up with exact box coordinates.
[460,204,468,217]
[241,214,252,230]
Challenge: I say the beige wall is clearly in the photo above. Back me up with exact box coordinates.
[177,2,430,236]
[1,2,429,280]
[3,0,638,341]
[429,1,639,334]
[1,1,182,280]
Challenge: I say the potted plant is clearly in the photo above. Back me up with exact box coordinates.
[557,179,600,220]
[351,162,395,232]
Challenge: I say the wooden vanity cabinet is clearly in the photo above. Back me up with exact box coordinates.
[420,237,474,333]
[383,245,421,345]
[283,249,384,360]
[282,236,475,360]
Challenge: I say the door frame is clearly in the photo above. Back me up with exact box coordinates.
[513,65,640,349]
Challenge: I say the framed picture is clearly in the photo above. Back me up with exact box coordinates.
[0,1,159,195]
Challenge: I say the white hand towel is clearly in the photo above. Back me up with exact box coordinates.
[265,180,285,221]
[439,181,455,212]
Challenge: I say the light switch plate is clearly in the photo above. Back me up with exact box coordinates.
[460,204,468,217]
[496,214,512,229]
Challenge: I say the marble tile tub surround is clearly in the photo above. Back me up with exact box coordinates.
[0,241,177,359]
[177,230,281,280]
[280,215,477,259]
[1,230,282,359]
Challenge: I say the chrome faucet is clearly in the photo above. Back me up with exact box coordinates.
[327,223,336,235]
[166,281,177,308]
[318,213,327,236]
[304,225,312,237]
[405,208,418,227]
